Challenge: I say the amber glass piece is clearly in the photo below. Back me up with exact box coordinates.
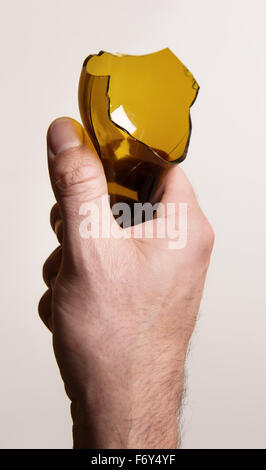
[78,48,199,218]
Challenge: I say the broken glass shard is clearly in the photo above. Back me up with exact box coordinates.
[78,48,199,223]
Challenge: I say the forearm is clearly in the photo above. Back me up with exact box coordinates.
[71,359,185,449]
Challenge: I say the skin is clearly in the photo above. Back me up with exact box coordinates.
[39,117,214,449]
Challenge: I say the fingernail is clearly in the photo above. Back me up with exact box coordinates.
[47,118,84,156]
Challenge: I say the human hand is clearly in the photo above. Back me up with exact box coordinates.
[39,117,214,449]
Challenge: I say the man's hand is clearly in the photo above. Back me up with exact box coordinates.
[39,117,214,449]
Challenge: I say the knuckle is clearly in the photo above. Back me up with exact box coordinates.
[192,217,215,262]
[42,247,62,287]
[38,290,53,332]
[50,203,61,230]
[202,220,215,249]
[199,219,215,256]
[52,146,104,197]
[42,261,49,286]
[54,219,63,243]
[38,289,50,317]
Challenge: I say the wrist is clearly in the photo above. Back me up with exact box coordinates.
[71,362,185,449]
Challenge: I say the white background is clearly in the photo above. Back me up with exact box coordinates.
[0,0,265,448]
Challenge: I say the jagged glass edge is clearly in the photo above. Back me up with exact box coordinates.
[81,49,199,166]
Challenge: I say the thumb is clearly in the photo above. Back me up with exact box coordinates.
[47,117,115,253]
